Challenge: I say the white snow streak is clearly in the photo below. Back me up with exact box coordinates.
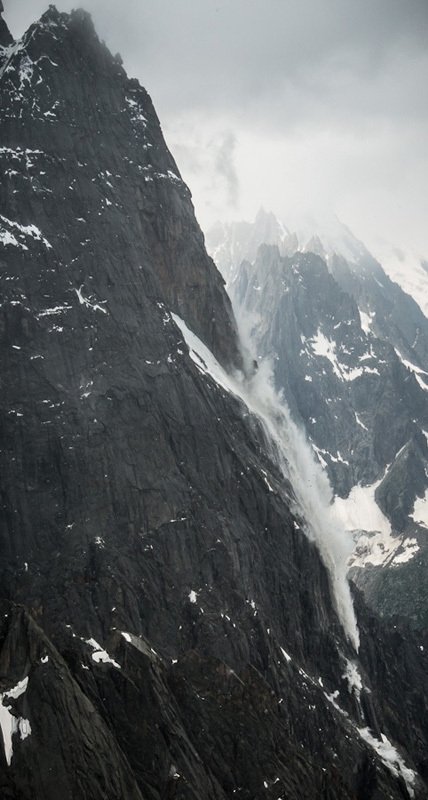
[74,285,107,313]
[357,727,416,797]
[394,348,428,391]
[0,677,31,766]
[0,215,52,249]
[280,646,292,662]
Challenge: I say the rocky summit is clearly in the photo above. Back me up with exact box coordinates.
[0,7,427,800]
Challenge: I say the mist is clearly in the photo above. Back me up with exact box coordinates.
[237,340,360,651]
[6,0,428,262]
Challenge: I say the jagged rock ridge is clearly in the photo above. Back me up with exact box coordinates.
[211,211,428,626]
[0,9,427,800]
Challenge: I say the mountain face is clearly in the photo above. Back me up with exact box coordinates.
[1,8,428,800]
[210,212,428,627]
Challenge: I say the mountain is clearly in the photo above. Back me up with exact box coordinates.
[368,245,428,321]
[208,211,428,627]
[1,8,428,799]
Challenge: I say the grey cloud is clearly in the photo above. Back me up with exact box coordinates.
[213,131,239,207]
[7,1,428,117]
[5,0,428,255]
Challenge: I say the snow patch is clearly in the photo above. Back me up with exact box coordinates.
[391,539,420,564]
[336,481,420,568]
[358,727,416,797]
[310,330,378,381]
[359,309,375,334]
[411,488,428,528]
[0,215,52,249]
[324,690,348,716]
[333,482,391,542]
[0,677,31,766]
[85,638,121,668]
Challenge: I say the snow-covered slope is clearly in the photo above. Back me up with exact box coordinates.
[374,245,428,319]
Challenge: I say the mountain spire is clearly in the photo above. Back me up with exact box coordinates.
[0,0,13,47]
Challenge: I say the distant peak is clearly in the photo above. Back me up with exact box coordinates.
[255,206,274,222]
[39,4,62,24]
[33,5,96,38]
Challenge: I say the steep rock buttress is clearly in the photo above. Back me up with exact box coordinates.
[0,7,427,800]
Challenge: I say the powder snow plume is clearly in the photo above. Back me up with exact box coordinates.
[241,358,360,650]
[173,312,360,650]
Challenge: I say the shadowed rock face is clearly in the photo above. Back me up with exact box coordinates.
[0,7,427,799]
[0,6,12,47]
[0,6,240,373]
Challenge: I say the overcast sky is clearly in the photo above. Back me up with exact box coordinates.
[5,0,428,262]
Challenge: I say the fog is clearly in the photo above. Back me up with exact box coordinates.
[236,322,360,651]
[5,0,428,262]
[174,311,360,650]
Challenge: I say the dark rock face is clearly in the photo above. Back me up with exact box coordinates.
[0,8,427,800]
[0,6,240,373]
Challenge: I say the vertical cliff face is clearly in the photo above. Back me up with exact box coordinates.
[0,6,240,372]
[0,8,427,800]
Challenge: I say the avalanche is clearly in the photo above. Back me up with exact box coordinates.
[172,313,360,650]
